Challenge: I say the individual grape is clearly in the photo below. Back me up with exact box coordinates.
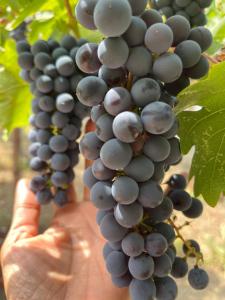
[53,190,68,206]
[29,142,40,156]
[39,96,55,112]
[37,144,53,161]
[36,188,53,204]
[166,15,191,46]
[100,213,128,242]
[145,197,173,224]
[111,272,132,288]
[43,63,58,77]
[164,137,182,165]
[113,112,143,143]
[16,40,30,53]
[36,75,53,93]
[141,9,163,27]
[127,0,147,15]
[188,267,209,290]
[51,111,69,128]
[31,40,50,55]
[67,150,79,167]
[92,158,115,180]
[36,129,51,144]
[141,102,175,135]
[175,40,201,68]
[61,35,77,50]
[76,43,101,73]
[34,53,53,71]
[171,257,189,278]
[30,68,42,80]
[30,175,47,192]
[70,46,79,60]
[97,210,112,226]
[162,119,179,139]
[184,55,209,79]
[56,93,74,113]
[154,222,176,245]
[185,2,201,17]
[165,73,190,96]
[61,124,79,141]
[169,189,192,211]
[51,171,69,188]
[52,47,68,60]
[123,16,147,47]
[128,254,154,280]
[56,55,76,76]
[74,101,90,118]
[18,52,34,70]
[126,46,153,77]
[30,157,47,172]
[49,135,69,153]
[106,251,128,277]
[197,0,212,8]
[154,253,172,277]
[143,136,171,162]
[70,74,83,92]
[131,78,161,107]
[153,53,183,83]
[47,39,60,51]
[145,232,168,257]
[109,241,122,251]
[183,198,203,218]
[124,155,155,182]
[90,105,105,122]
[96,113,114,142]
[98,66,127,87]
[98,37,129,69]
[93,0,132,37]
[54,76,70,93]
[112,176,139,205]
[183,240,201,257]
[129,278,156,300]
[155,276,178,300]
[160,6,173,18]
[76,76,108,107]
[35,112,51,129]
[145,23,173,55]
[77,38,88,46]
[176,10,190,21]
[83,166,98,188]
[104,87,132,116]
[166,247,176,264]
[188,26,213,52]
[114,202,143,228]
[100,138,133,170]
[167,173,187,190]
[51,153,70,171]
[90,181,116,210]
[75,0,98,30]
[122,232,144,257]
[79,132,103,160]
[175,0,191,7]
[138,180,164,208]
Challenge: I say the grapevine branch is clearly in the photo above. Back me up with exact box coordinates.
[64,0,81,39]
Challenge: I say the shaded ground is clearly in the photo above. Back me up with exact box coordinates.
[0,132,224,300]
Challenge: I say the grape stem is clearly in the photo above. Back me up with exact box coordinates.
[168,217,204,265]
[204,53,218,64]
[126,72,133,91]
[64,0,81,39]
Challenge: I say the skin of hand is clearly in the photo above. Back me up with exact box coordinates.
[0,179,129,300]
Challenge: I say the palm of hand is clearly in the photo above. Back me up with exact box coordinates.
[1,181,129,300]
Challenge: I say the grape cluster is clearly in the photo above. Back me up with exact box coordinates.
[16,35,90,206]
[151,0,213,26]
[74,1,211,299]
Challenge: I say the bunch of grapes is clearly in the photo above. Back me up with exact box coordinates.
[150,0,213,26]
[16,35,90,206]
[74,0,212,299]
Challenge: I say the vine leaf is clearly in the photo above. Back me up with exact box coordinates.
[0,40,31,133]
[176,62,225,207]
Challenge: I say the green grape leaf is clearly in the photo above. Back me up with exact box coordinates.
[0,40,31,133]
[176,62,225,206]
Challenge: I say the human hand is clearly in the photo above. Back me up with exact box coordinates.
[1,179,129,300]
